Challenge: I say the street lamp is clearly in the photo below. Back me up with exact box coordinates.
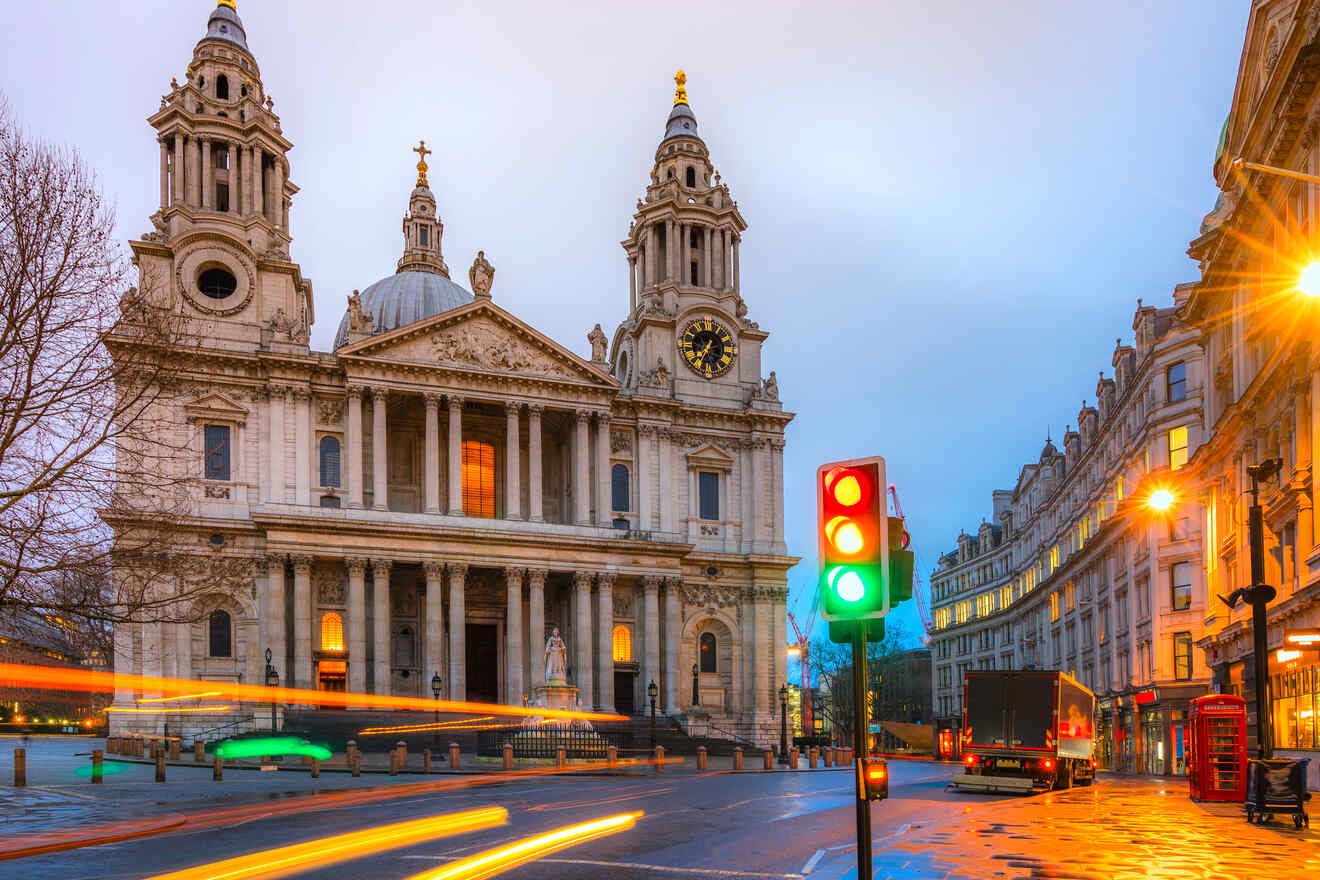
[647,679,658,751]
[778,683,790,765]
[1146,488,1175,513]
[691,662,699,709]
[264,648,279,733]
[431,671,442,753]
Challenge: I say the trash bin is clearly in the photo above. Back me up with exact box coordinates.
[1245,758,1311,829]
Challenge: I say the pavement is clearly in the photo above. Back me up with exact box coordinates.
[3,736,1319,878]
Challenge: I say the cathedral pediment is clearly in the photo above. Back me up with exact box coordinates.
[684,441,736,469]
[184,392,251,424]
[337,300,616,387]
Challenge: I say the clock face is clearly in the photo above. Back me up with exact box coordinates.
[679,317,738,378]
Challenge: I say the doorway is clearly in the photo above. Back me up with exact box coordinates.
[466,623,499,704]
[615,670,636,714]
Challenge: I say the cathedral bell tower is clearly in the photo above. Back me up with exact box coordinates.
[133,0,312,351]
[395,141,450,277]
[611,71,770,409]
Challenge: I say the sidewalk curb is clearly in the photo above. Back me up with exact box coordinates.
[0,813,186,862]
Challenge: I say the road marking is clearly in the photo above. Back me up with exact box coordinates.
[538,858,804,878]
[801,849,826,874]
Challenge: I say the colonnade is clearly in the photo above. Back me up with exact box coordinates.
[632,218,739,308]
[159,130,287,228]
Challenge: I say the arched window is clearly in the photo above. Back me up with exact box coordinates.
[208,610,232,658]
[461,440,496,518]
[612,625,632,662]
[319,435,341,487]
[320,612,344,652]
[699,631,717,673]
[685,167,696,188]
[611,464,629,512]
[216,74,229,100]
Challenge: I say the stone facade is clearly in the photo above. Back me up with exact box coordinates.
[929,295,1209,776]
[107,4,795,747]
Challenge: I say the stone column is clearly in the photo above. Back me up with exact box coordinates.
[201,139,213,210]
[142,619,163,700]
[740,440,754,553]
[573,571,594,707]
[704,226,713,287]
[447,396,464,515]
[424,561,445,693]
[172,133,185,204]
[749,438,764,548]
[448,563,468,701]
[159,139,169,210]
[424,393,441,514]
[346,557,368,695]
[752,590,768,717]
[666,218,676,281]
[245,561,265,688]
[574,411,592,524]
[265,553,287,685]
[506,567,524,705]
[597,573,615,712]
[294,389,311,506]
[187,136,201,207]
[657,430,673,532]
[346,387,364,508]
[292,555,313,691]
[238,142,248,214]
[645,224,655,287]
[175,620,192,682]
[637,425,653,530]
[272,159,285,228]
[226,143,237,215]
[371,559,392,696]
[732,234,740,296]
[628,256,637,312]
[112,617,134,705]
[663,578,681,713]
[506,403,521,520]
[251,146,264,221]
[1311,371,1320,549]
[642,576,661,712]
[527,405,544,521]
[528,568,547,688]
[371,387,388,510]
[771,439,786,548]
[268,387,286,503]
[596,413,612,525]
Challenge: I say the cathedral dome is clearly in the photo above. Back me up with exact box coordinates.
[333,270,473,348]
[202,1,250,52]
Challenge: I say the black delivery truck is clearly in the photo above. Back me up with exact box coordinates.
[952,670,1096,793]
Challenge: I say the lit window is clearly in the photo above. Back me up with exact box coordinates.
[1050,592,1060,622]
[611,625,632,662]
[1168,426,1188,470]
[1167,362,1186,402]
[1173,632,1192,680]
[1171,562,1191,611]
[320,612,344,652]
[461,440,496,518]
[205,425,231,481]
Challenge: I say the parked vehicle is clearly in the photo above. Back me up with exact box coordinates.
[952,670,1096,794]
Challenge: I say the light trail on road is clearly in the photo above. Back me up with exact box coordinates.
[402,811,643,880]
[141,808,508,880]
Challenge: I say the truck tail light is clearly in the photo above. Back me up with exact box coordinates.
[1043,758,1053,770]
[965,755,977,765]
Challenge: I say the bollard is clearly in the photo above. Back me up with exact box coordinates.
[790,747,799,769]
[764,749,774,770]
[424,749,433,774]
[449,742,460,769]
[169,739,180,762]
[697,746,707,771]
[106,738,116,755]
[389,750,399,776]
[502,743,513,771]
[654,745,665,772]
[311,758,320,779]
[155,750,166,783]
[557,746,567,769]
[351,752,361,777]
[13,748,25,787]
[213,755,223,781]
[346,739,357,762]
[823,748,832,768]
[91,749,104,784]
[194,739,206,762]
[809,747,818,769]
[733,747,743,771]
[396,741,407,769]
[607,744,617,769]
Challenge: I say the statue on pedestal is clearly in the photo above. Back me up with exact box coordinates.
[545,627,568,684]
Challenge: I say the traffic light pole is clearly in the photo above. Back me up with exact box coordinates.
[852,620,872,878]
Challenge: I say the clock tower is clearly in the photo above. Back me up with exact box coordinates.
[610,72,770,410]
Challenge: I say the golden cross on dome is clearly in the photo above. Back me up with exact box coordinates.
[674,69,688,105]
[413,140,432,186]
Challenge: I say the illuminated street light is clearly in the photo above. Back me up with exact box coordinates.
[1298,262,1320,297]
[1285,628,1320,648]
[787,646,802,658]
[1147,488,1175,512]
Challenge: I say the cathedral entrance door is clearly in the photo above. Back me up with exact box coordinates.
[465,623,499,704]
[614,670,636,715]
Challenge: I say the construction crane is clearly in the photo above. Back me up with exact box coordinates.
[889,484,933,646]
[786,590,819,737]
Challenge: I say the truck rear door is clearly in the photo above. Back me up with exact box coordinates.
[1008,674,1053,750]
[965,673,1007,748]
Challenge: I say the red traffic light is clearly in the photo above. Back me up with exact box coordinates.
[817,457,890,624]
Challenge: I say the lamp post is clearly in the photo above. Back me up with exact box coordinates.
[1242,458,1283,759]
[647,679,658,751]
[691,662,699,709]
[264,648,279,733]
[431,671,442,752]
[778,682,790,765]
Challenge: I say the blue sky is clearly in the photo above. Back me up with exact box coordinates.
[1,1,1248,645]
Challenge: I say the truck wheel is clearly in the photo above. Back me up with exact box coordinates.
[1055,761,1072,790]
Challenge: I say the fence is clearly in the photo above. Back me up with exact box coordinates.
[477,727,616,759]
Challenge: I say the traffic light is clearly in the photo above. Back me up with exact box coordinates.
[818,457,889,623]
[859,756,889,801]
[887,516,915,605]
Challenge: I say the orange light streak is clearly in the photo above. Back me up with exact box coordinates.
[403,811,643,880]
[107,706,234,714]
[141,808,507,880]
[357,716,497,736]
[136,692,223,703]
[0,663,625,723]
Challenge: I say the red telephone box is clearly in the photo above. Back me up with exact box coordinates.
[1188,694,1247,802]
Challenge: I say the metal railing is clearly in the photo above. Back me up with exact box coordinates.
[477,726,616,759]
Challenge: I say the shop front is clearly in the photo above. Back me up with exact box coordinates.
[1271,658,1320,788]
[934,715,962,761]
[1099,685,1204,776]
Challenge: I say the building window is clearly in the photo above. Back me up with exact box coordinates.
[461,440,496,518]
[216,74,229,100]
[698,471,719,521]
[685,166,696,187]
[319,436,341,487]
[611,464,629,512]
[204,424,231,481]
[418,225,429,246]
[612,625,632,662]
[320,612,344,652]
[1168,425,1189,470]
[1171,562,1191,611]
[1173,632,1192,680]
[1050,591,1060,622]
[208,610,232,658]
[699,631,717,673]
[1167,362,1186,402]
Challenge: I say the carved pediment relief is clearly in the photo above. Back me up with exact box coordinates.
[184,392,250,425]
[684,441,736,471]
[429,317,577,379]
